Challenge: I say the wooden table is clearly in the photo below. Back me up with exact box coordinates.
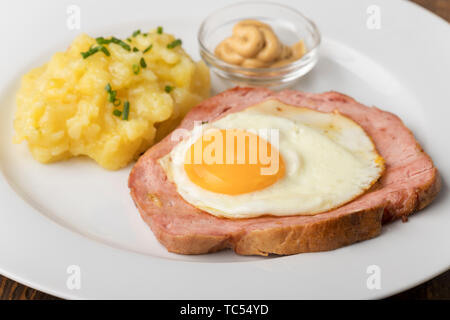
[1,0,449,300]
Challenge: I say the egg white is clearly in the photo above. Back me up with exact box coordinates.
[159,100,384,219]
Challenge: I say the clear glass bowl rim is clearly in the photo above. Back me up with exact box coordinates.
[197,1,322,73]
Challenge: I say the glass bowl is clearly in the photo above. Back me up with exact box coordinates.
[198,1,321,89]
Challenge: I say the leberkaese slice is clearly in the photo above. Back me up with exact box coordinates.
[129,87,440,256]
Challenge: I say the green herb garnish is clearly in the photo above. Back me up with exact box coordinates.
[167,39,182,49]
[143,44,153,53]
[108,90,117,103]
[96,37,110,45]
[96,36,131,51]
[140,57,147,68]
[106,84,121,106]
[122,101,130,120]
[164,85,173,93]
[113,109,122,117]
[127,37,132,43]
[133,47,139,52]
[100,46,110,56]
[81,45,111,59]
[132,64,140,74]
[157,26,163,34]
[111,37,131,51]
[132,29,141,37]
[81,46,100,59]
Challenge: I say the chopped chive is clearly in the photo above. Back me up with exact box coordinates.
[143,44,153,53]
[96,36,131,51]
[132,29,141,37]
[81,46,100,59]
[121,42,131,51]
[111,37,131,51]
[122,101,130,120]
[113,109,122,117]
[96,37,111,45]
[157,26,163,34]
[167,39,182,49]
[106,84,121,105]
[84,35,145,58]
[127,37,132,42]
[100,46,110,56]
[108,90,117,103]
[140,57,147,68]
[97,37,132,51]
[143,33,148,37]
[132,64,140,74]
[164,85,173,93]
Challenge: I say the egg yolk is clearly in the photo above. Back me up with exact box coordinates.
[184,129,285,195]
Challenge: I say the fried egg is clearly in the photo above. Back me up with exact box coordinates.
[159,99,384,218]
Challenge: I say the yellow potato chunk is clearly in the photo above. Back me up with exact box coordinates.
[14,31,210,170]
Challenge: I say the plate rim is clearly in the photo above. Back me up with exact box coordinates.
[0,0,449,299]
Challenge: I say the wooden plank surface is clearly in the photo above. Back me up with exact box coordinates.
[0,0,449,300]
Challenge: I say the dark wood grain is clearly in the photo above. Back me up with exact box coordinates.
[0,0,448,300]
[410,0,450,21]
[390,270,450,300]
[0,274,59,300]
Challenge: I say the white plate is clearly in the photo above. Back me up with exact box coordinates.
[0,0,449,299]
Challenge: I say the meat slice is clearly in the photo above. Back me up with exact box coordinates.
[129,87,441,256]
